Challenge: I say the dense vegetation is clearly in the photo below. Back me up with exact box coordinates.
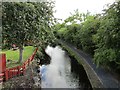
[54,1,120,72]
[2,1,56,62]
[2,1,120,72]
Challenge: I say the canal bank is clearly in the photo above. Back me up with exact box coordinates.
[58,40,120,88]
[2,41,120,89]
[60,42,103,88]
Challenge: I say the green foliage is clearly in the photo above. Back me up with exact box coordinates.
[57,27,67,39]
[55,1,120,72]
[79,15,100,55]
[2,2,55,48]
[93,1,120,71]
[2,46,35,61]
[55,11,100,55]
[94,48,116,67]
[2,1,55,62]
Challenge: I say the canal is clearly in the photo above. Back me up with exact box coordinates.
[39,45,92,89]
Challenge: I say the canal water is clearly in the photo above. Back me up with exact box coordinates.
[40,45,92,89]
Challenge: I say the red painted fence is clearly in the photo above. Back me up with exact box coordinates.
[0,48,38,82]
[0,54,6,73]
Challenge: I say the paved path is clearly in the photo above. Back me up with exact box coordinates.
[59,40,120,88]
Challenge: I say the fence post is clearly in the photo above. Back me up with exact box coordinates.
[23,63,26,75]
[0,54,6,73]
[1,48,38,82]
[32,55,34,61]
[28,59,30,66]
[5,69,8,81]
[17,66,20,76]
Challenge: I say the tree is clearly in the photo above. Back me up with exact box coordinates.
[93,1,120,71]
[54,1,120,72]
[2,1,55,62]
[79,15,100,55]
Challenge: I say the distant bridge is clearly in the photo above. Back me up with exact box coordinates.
[58,40,120,88]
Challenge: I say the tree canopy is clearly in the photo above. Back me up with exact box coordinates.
[54,1,120,72]
[2,1,55,62]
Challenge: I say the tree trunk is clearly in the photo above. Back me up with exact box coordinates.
[19,47,23,63]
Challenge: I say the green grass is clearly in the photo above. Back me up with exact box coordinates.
[1,46,35,68]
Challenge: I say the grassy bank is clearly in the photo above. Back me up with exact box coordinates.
[1,46,35,68]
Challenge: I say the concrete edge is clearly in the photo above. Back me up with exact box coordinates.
[60,41,104,88]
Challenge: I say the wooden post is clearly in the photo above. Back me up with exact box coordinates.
[17,66,20,76]
[0,54,6,73]
[32,55,34,61]
[23,63,26,75]
[15,68,17,76]
[13,69,15,76]
[10,69,12,78]
[28,59,30,66]
[5,69,8,81]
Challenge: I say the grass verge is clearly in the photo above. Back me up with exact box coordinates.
[1,46,35,68]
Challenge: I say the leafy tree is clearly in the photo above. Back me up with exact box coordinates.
[2,1,55,62]
[55,10,90,49]
[93,1,120,71]
[54,1,120,72]
[79,15,100,55]
[64,9,90,24]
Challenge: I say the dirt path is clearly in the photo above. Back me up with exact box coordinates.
[2,60,41,89]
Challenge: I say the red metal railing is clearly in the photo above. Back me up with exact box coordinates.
[0,47,38,82]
